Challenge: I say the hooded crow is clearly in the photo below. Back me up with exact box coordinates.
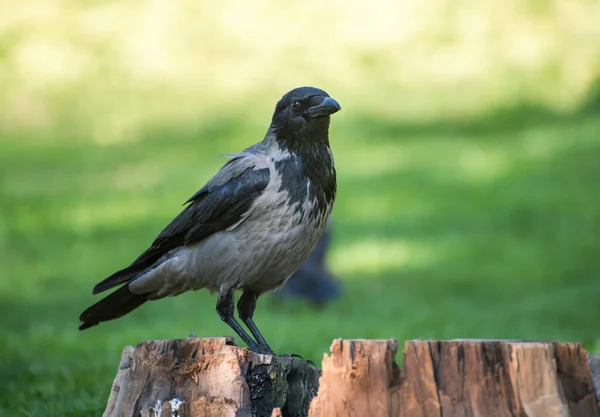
[79,86,341,354]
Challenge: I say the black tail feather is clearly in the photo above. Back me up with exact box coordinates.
[92,267,142,295]
[79,285,148,330]
[92,248,163,294]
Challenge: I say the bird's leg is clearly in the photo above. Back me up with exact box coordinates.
[216,287,263,353]
[237,291,274,355]
[238,291,316,365]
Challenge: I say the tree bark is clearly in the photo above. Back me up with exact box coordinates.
[103,337,319,417]
[103,338,600,417]
[308,339,600,417]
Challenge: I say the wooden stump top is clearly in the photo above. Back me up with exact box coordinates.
[102,338,600,417]
[103,337,319,417]
[310,339,600,417]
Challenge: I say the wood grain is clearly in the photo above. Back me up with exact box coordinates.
[103,337,319,417]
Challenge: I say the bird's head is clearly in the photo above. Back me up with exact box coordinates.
[270,87,341,152]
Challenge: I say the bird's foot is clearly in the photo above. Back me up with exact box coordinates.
[279,353,304,360]
[277,353,318,368]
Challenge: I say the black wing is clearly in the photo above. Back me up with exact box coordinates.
[92,165,270,294]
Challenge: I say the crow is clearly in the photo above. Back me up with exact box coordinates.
[79,86,341,354]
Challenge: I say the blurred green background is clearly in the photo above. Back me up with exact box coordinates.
[2,0,600,415]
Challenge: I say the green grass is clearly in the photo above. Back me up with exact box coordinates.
[2,106,600,415]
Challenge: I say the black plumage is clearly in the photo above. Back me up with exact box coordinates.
[89,166,270,296]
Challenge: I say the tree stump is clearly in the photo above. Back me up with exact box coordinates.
[309,339,600,417]
[103,338,600,416]
[103,337,319,417]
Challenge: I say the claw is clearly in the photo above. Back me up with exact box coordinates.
[276,353,318,368]
[306,359,318,368]
[289,353,304,360]
[277,353,302,360]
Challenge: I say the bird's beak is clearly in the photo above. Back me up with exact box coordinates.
[305,97,342,118]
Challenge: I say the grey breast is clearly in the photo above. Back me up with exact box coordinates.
[234,152,335,292]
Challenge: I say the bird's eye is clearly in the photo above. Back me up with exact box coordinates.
[291,100,301,111]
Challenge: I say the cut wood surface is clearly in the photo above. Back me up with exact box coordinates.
[103,336,319,417]
[309,339,600,417]
[308,338,401,417]
[103,337,600,417]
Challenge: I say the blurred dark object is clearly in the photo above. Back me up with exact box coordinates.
[276,224,342,307]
